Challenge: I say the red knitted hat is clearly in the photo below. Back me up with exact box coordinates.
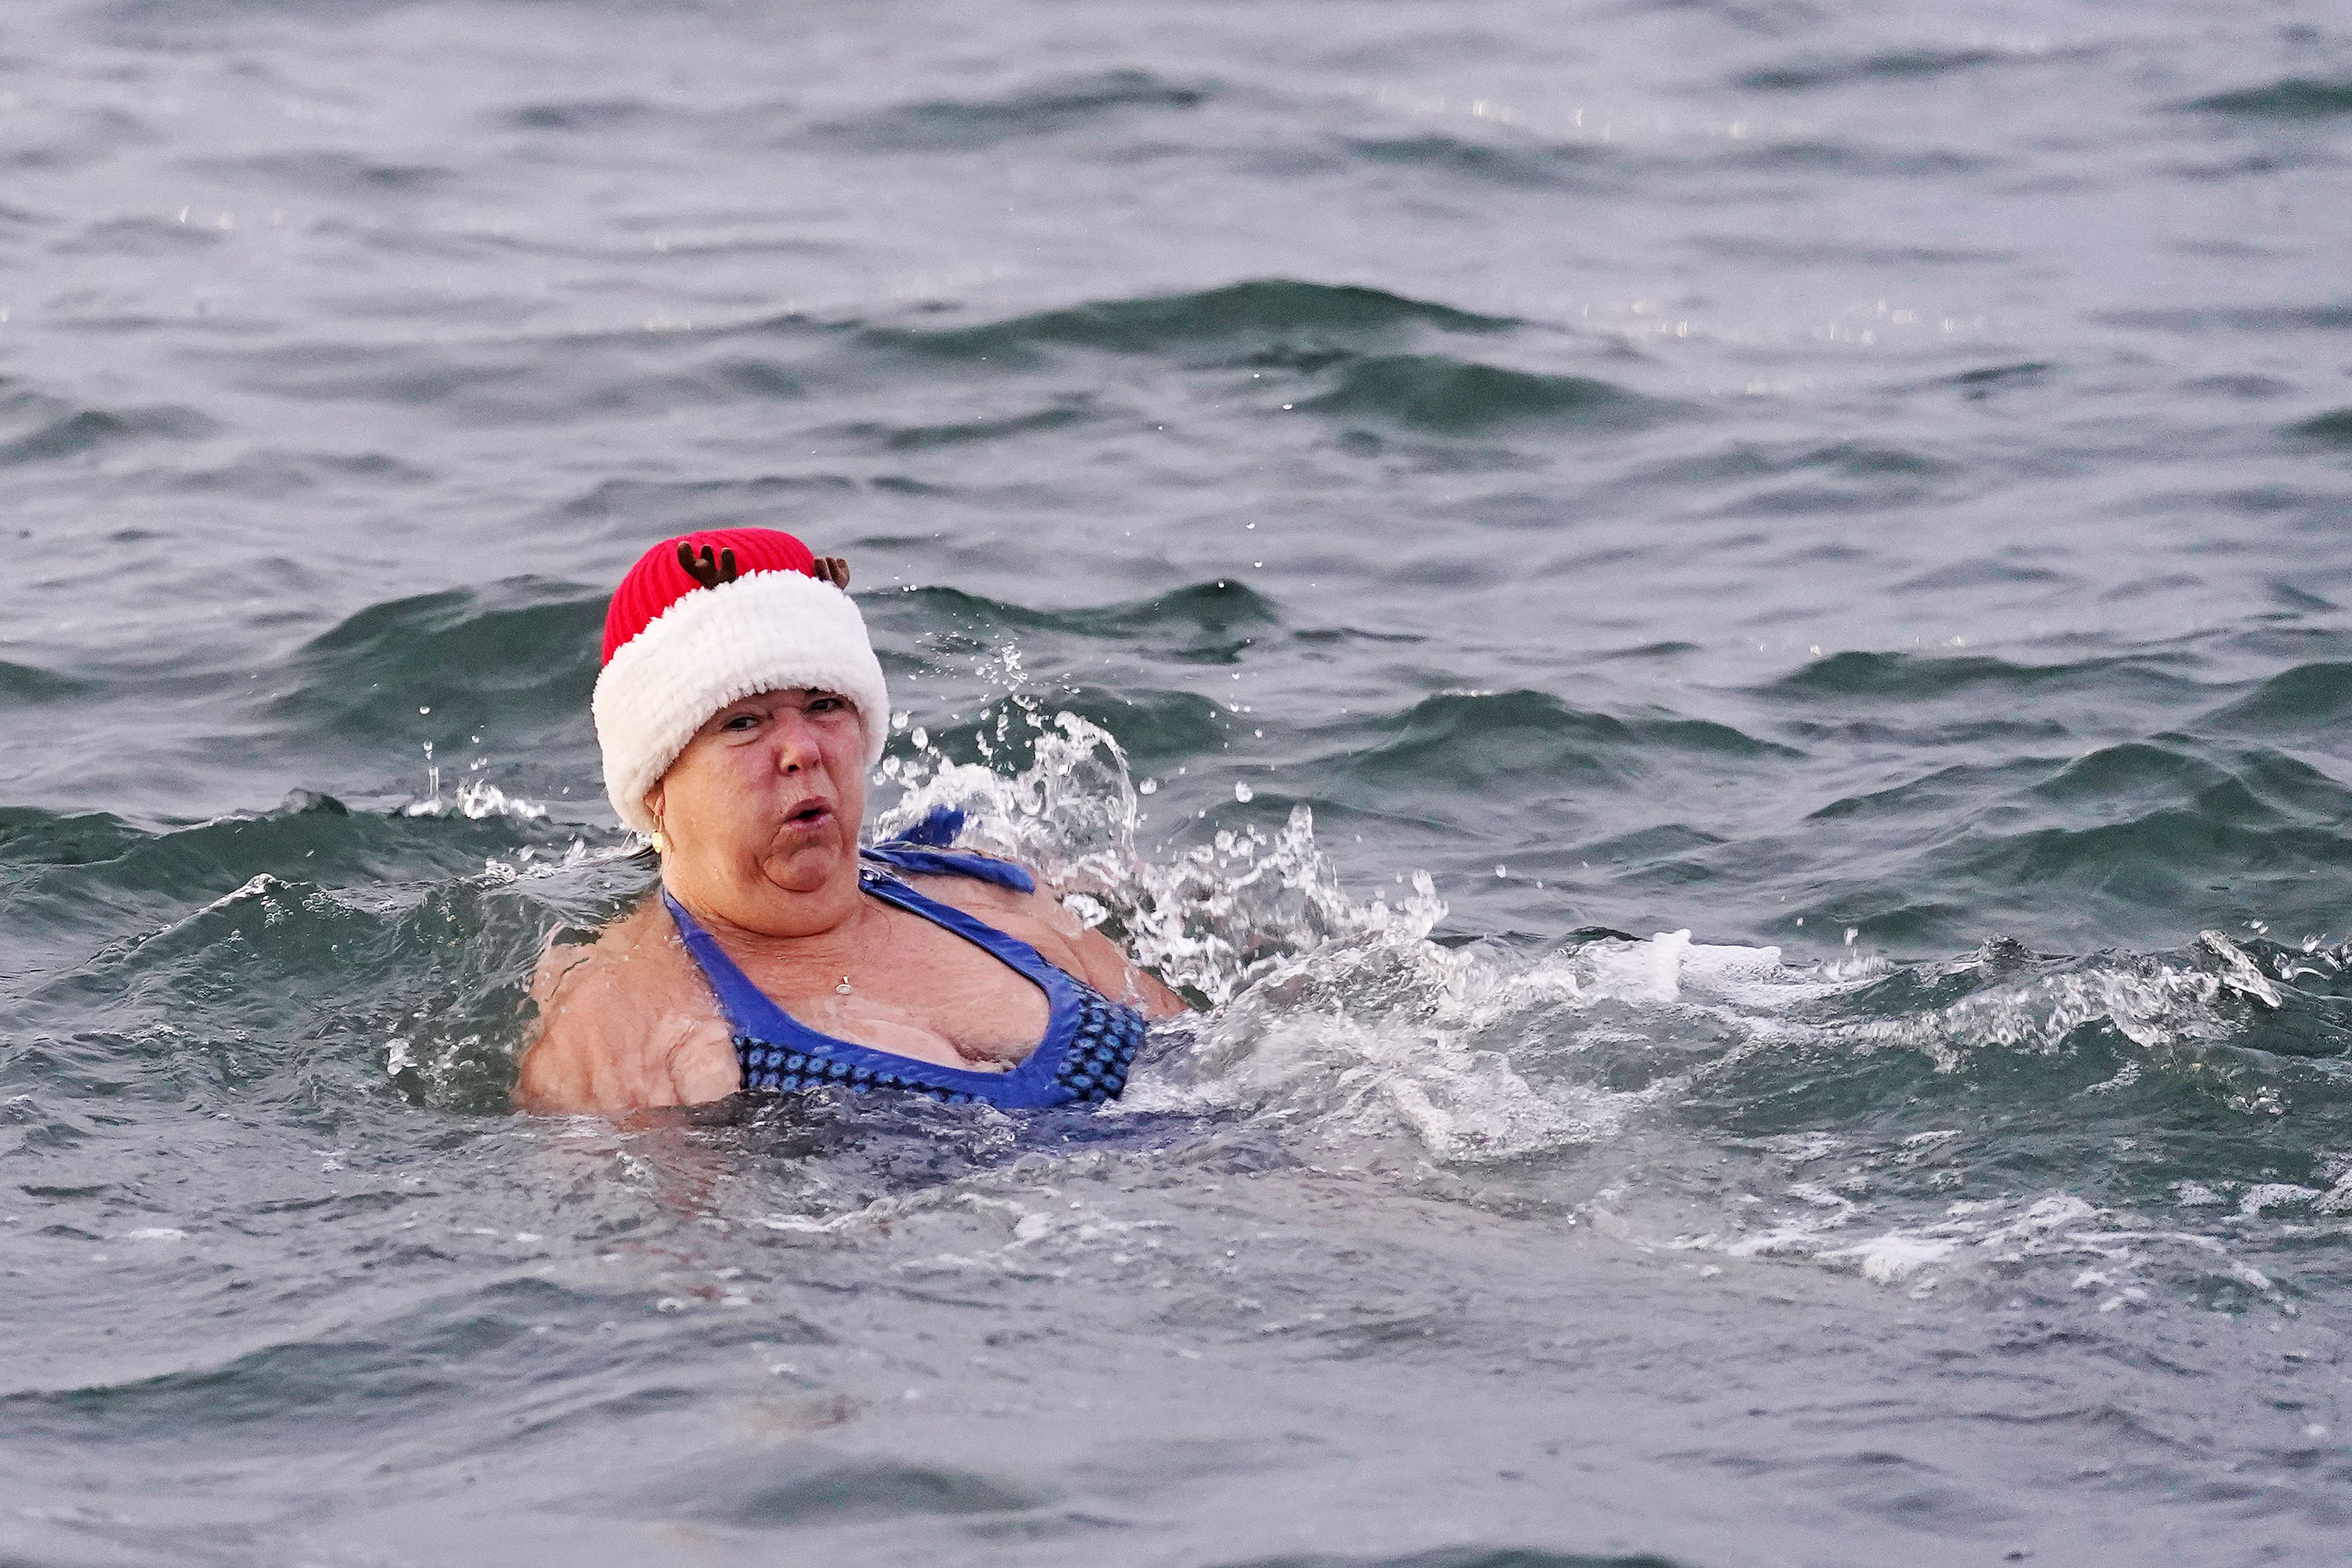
[591,528,889,834]
[600,527,817,664]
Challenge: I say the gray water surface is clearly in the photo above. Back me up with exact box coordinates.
[4,1,2351,1564]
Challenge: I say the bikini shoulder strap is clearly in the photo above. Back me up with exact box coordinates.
[859,805,1036,894]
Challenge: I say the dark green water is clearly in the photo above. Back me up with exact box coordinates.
[3,1,2351,1563]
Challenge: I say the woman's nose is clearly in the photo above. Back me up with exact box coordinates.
[771,712,818,773]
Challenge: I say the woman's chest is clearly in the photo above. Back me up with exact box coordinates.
[738,912,1054,1070]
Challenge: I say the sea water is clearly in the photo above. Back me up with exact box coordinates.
[3,1,2350,1563]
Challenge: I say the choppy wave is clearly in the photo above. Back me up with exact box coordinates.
[865,279,1513,362]
[186,278,1550,447]
[817,69,1214,152]
[1761,649,2197,703]
[2188,78,2352,120]
[1300,355,1665,436]
[0,661,88,705]
[1344,133,1611,190]
[2294,408,2352,445]
[1734,46,2012,93]
[868,579,1282,669]
[0,397,214,467]
[268,578,602,749]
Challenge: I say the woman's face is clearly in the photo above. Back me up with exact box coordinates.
[646,688,868,936]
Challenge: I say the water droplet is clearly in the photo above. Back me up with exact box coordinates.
[1495,865,1507,878]
[1234,781,1254,802]
[1138,778,1158,795]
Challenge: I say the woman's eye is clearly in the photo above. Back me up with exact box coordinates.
[808,697,843,713]
[722,714,760,731]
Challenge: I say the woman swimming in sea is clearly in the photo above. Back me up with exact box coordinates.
[517,528,1189,1117]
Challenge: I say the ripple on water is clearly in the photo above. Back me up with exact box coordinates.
[1342,133,1621,191]
[1800,736,2352,947]
[2289,408,2352,446]
[1759,649,2200,704]
[813,68,1214,152]
[498,96,657,133]
[0,661,91,707]
[639,1453,1046,1528]
[863,279,1513,363]
[828,399,1101,453]
[191,150,459,195]
[1711,139,2002,180]
[2098,302,2352,335]
[2200,661,2352,733]
[1299,355,1670,438]
[55,215,226,257]
[1942,360,2053,397]
[263,579,602,752]
[1330,690,1795,791]
[1732,46,2013,93]
[556,472,863,535]
[0,401,216,468]
[2186,77,2352,121]
[868,579,1282,667]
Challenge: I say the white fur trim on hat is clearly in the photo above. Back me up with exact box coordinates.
[593,570,889,835]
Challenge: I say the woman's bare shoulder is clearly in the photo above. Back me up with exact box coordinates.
[903,870,1191,1018]
[515,896,735,1115]
[898,866,1076,946]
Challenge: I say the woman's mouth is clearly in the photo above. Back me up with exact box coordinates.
[782,799,834,833]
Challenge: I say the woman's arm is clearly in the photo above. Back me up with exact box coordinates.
[515,901,742,1114]
[1077,926,1192,1016]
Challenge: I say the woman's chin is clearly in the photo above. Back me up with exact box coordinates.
[756,835,853,890]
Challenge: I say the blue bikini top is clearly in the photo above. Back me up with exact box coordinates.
[664,809,1148,1110]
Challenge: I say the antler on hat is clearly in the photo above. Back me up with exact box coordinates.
[676,541,740,588]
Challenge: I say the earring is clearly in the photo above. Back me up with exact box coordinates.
[651,826,668,855]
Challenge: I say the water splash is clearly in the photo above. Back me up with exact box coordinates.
[400,777,550,821]
[877,707,1420,1004]
[1827,931,2283,1068]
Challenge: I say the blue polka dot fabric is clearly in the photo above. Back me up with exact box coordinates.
[728,983,1147,1108]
